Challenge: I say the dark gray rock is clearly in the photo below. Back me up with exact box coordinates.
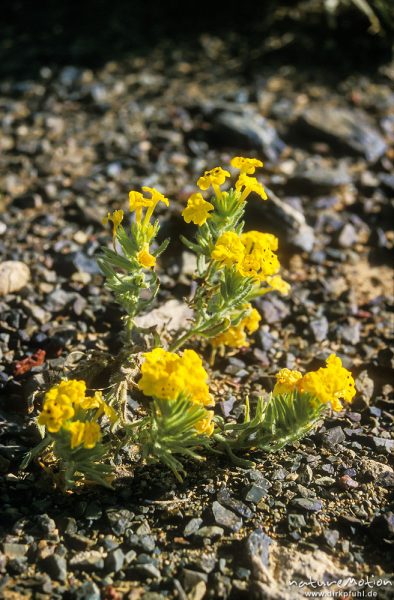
[105,548,125,573]
[182,568,208,592]
[323,529,340,548]
[287,514,306,530]
[298,106,387,162]
[310,316,329,342]
[217,488,253,518]
[106,508,134,536]
[211,109,285,161]
[184,518,203,537]
[42,554,67,582]
[291,498,323,512]
[245,529,272,567]
[321,426,346,447]
[212,501,243,532]
[244,482,269,504]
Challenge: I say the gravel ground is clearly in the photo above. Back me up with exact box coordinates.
[0,8,393,600]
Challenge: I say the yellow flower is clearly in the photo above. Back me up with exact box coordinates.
[266,275,291,296]
[38,380,86,432]
[211,305,261,349]
[211,232,245,267]
[66,421,101,449]
[139,348,213,406]
[128,191,152,224]
[235,173,267,202]
[194,410,215,437]
[237,231,280,281]
[243,307,261,333]
[197,166,230,199]
[231,156,263,174]
[102,209,124,238]
[182,193,214,226]
[80,391,118,424]
[300,354,356,411]
[273,354,356,412]
[273,369,303,395]
[137,245,156,269]
[141,186,170,225]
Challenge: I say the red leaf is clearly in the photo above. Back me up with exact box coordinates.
[13,349,46,377]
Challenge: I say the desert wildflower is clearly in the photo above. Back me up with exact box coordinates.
[141,186,170,225]
[102,209,124,239]
[66,421,102,449]
[273,369,303,395]
[182,193,214,226]
[211,305,261,349]
[137,245,156,269]
[231,156,263,175]
[129,191,152,223]
[266,275,291,296]
[194,410,215,436]
[235,173,267,202]
[238,231,280,281]
[211,232,245,267]
[300,354,356,411]
[197,166,230,199]
[38,380,86,432]
[139,348,213,406]
[273,354,356,412]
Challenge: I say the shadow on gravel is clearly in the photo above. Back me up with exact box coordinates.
[1,0,392,80]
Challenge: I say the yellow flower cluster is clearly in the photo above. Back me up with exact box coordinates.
[38,379,117,448]
[139,348,214,435]
[182,157,267,227]
[182,193,214,226]
[273,354,356,412]
[103,186,170,271]
[211,230,287,286]
[211,305,261,349]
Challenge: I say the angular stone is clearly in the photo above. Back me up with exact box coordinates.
[291,498,323,512]
[245,529,272,567]
[298,106,387,162]
[42,554,67,582]
[321,426,346,447]
[217,488,253,518]
[0,261,30,296]
[184,518,203,537]
[69,550,105,571]
[212,501,243,532]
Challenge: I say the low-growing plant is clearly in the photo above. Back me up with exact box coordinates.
[22,157,357,489]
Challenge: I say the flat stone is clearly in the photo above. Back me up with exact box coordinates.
[184,518,203,537]
[69,550,105,571]
[244,483,269,504]
[338,475,359,490]
[194,526,224,540]
[310,316,329,342]
[291,498,323,512]
[217,488,253,518]
[212,501,243,532]
[321,426,346,447]
[298,106,387,162]
[0,261,30,296]
[2,543,28,558]
[211,109,285,161]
